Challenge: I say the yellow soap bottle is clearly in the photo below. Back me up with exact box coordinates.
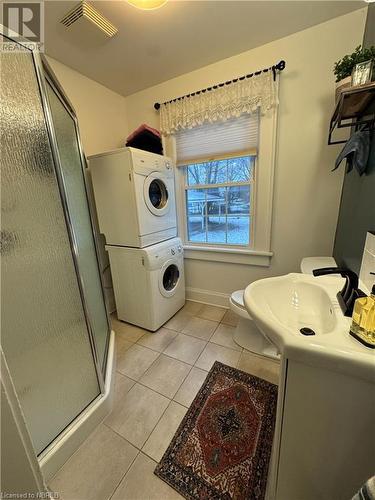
[350,284,375,348]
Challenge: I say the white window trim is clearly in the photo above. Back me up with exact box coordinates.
[173,107,278,266]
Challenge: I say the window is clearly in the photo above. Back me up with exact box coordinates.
[174,109,276,265]
[182,155,255,246]
[176,114,259,249]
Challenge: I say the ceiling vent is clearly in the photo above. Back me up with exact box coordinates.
[60,1,118,39]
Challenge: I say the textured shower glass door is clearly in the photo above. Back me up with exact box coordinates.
[1,41,100,454]
[46,81,110,373]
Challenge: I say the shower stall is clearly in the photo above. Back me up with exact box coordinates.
[0,29,115,482]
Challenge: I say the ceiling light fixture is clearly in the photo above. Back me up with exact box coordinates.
[127,0,168,10]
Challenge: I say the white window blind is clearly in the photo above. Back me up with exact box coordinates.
[176,113,259,165]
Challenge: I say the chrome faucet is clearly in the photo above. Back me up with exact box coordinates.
[312,267,365,317]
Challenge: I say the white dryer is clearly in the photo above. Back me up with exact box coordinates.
[89,147,177,248]
[106,238,185,331]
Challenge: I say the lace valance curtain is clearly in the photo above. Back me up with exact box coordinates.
[160,70,277,136]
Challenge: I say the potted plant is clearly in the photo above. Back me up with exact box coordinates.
[334,45,375,101]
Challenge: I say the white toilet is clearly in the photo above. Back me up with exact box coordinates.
[230,290,280,360]
[230,256,337,360]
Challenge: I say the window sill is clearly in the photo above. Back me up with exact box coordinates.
[183,245,273,266]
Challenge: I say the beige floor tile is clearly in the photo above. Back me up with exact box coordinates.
[105,373,135,426]
[142,401,187,462]
[197,304,226,322]
[112,453,182,500]
[195,343,241,371]
[115,332,133,350]
[137,327,178,353]
[163,309,191,332]
[182,316,218,341]
[163,333,206,365]
[117,344,159,381]
[115,335,133,364]
[236,350,262,375]
[50,424,137,500]
[181,300,203,315]
[112,372,135,407]
[112,319,146,343]
[173,367,208,408]
[139,354,191,398]
[210,323,242,351]
[105,383,170,448]
[221,309,239,327]
[260,361,280,385]
[237,351,280,385]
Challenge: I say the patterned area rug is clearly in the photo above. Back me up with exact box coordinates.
[155,361,278,500]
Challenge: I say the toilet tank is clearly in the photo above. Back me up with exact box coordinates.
[300,257,336,274]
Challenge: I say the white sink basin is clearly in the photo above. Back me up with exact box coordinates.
[244,273,347,351]
[247,274,336,336]
[244,273,375,382]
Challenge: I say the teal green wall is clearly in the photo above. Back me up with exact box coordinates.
[333,5,375,274]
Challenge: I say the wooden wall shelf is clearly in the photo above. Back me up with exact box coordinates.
[328,82,375,145]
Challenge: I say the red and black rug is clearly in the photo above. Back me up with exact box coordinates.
[155,361,278,500]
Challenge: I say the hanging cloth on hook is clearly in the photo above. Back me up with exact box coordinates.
[333,126,371,176]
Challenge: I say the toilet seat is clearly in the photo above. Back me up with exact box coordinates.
[229,290,251,319]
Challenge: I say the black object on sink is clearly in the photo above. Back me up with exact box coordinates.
[300,327,316,336]
[312,267,365,317]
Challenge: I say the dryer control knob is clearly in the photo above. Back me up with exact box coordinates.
[178,245,182,252]
[171,249,175,255]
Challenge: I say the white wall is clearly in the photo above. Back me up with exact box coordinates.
[124,9,367,304]
[46,57,128,311]
[46,57,129,156]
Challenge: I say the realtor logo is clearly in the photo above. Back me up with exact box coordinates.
[1,2,44,51]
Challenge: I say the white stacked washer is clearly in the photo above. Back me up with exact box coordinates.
[106,238,185,331]
[89,147,185,331]
[89,147,177,248]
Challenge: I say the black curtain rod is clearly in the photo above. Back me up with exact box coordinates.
[154,60,286,110]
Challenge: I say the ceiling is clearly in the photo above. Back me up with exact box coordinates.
[43,1,365,97]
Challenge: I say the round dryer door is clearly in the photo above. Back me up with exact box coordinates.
[159,260,180,297]
[144,172,170,216]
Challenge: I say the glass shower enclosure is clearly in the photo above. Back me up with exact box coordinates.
[1,31,111,460]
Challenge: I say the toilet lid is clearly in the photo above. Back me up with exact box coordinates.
[231,290,246,309]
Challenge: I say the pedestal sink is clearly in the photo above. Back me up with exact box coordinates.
[244,272,375,359]
[245,273,336,338]
[243,273,375,500]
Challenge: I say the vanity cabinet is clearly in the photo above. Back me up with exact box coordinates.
[273,359,375,500]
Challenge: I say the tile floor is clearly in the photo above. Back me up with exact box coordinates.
[50,301,280,500]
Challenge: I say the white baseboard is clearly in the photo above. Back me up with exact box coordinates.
[186,287,230,308]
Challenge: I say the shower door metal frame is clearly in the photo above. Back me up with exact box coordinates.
[1,26,111,394]
[35,55,111,389]
[41,61,111,382]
